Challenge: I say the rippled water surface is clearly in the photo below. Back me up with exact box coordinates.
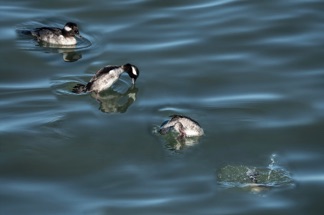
[1,0,324,214]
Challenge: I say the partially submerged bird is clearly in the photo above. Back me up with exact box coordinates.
[246,168,259,184]
[159,115,204,137]
[72,63,140,94]
[29,22,81,45]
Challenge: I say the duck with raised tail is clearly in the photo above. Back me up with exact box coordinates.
[159,115,204,137]
[72,63,140,94]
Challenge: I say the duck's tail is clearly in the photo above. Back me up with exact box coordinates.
[72,84,87,94]
[18,30,33,36]
[23,30,32,35]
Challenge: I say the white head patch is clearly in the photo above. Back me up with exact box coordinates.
[64,26,72,32]
[131,66,137,76]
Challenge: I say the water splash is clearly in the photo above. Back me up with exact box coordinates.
[217,154,294,193]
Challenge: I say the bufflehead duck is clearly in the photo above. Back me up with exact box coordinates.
[159,115,204,137]
[72,63,140,94]
[31,22,81,45]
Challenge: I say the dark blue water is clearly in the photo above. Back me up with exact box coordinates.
[1,0,324,214]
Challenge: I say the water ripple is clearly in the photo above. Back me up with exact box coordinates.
[1,0,324,214]
[203,93,282,105]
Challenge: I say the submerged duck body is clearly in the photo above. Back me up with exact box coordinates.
[159,115,204,137]
[31,22,81,45]
[72,63,140,94]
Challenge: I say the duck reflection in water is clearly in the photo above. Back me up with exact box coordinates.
[161,133,201,151]
[91,86,139,113]
[38,41,82,62]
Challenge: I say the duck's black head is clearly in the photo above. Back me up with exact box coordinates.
[122,63,140,84]
[63,22,81,37]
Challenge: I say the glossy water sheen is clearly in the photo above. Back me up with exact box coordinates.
[1,0,324,214]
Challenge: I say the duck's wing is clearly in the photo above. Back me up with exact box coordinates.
[85,65,119,91]
[88,65,119,82]
[169,114,201,126]
[33,27,62,37]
